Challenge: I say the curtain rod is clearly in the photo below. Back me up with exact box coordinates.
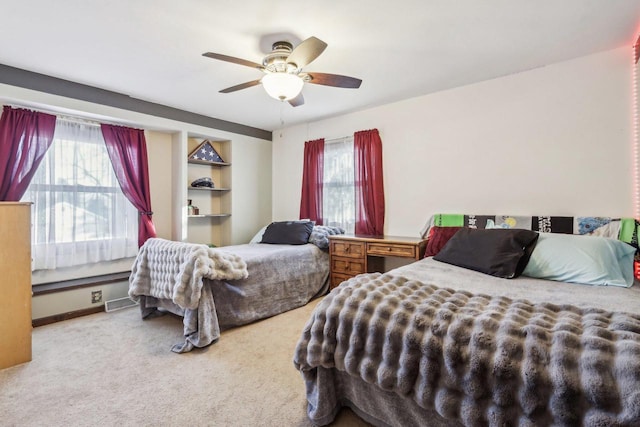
[325,135,353,145]
[5,103,129,129]
[56,115,101,127]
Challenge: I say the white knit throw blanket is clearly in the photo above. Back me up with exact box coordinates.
[129,238,248,310]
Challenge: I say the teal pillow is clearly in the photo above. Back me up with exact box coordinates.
[522,233,636,287]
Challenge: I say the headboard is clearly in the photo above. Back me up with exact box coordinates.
[422,214,640,279]
[422,214,638,244]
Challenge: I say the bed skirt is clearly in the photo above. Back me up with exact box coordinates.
[303,367,462,427]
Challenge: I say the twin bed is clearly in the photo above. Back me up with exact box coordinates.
[294,215,640,426]
[128,222,342,353]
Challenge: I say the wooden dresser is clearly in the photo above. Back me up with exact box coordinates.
[328,235,427,290]
[0,202,32,369]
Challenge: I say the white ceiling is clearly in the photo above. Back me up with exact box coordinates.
[1,1,640,132]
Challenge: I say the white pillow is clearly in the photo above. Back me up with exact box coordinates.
[249,225,268,243]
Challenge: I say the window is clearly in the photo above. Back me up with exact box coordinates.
[21,119,138,270]
[301,129,384,235]
[322,137,355,233]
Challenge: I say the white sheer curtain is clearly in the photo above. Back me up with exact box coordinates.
[22,119,138,270]
[323,136,355,233]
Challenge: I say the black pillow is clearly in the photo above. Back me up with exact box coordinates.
[433,228,539,279]
[260,220,314,245]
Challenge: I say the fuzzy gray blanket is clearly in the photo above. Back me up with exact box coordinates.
[308,225,345,249]
[294,273,640,426]
[129,238,248,309]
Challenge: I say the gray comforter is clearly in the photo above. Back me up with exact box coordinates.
[136,243,329,353]
[294,258,640,426]
[213,243,330,328]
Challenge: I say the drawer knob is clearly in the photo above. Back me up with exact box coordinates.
[345,247,350,253]
[387,247,392,251]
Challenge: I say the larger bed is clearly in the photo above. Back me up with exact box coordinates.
[294,215,640,426]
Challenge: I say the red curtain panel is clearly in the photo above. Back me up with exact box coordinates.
[0,106,56,201]
[299,138,325,225]
[100,123,157,247]
[354,129,385,235]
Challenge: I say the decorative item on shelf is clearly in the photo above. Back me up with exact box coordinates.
[191,177,215,188]
[187,199,195,216]
[188,140,225,163]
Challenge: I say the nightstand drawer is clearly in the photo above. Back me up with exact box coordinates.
[331,240,365,258]
[330,272,353,289]
[331,256,365,275]
[367,243,417,258]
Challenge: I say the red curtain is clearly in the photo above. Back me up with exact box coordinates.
[299,138,325,224]
[0,106,56,201]
[100,124,156,247]
[354,129,385,235]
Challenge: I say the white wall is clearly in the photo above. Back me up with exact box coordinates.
[272,47,635,237]
[146,130,175,240]
[231,137,273,243]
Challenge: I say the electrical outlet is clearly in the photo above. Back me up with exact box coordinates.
[91,290,103,304]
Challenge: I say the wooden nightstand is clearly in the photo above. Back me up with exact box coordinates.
[328,235,427,290]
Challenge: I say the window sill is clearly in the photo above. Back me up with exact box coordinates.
[32,272,130,296]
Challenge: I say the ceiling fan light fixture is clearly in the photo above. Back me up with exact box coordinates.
[261,72,304,101]
[205,36,361,108]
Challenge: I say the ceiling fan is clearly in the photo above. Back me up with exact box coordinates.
[202,36,362,107]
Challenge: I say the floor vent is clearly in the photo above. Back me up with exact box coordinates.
[105,296,138,312]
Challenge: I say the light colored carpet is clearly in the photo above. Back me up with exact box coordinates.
[0,298,371,427]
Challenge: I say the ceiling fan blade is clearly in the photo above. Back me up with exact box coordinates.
[202,52,264,70]
[306,72,362,89]
[286,37,327,69]
[219,79,262,93]
[288,93,305,107]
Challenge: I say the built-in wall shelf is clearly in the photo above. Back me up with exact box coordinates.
[186,136,232,247]
[188,159,230,167]
[188,187,230,192]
